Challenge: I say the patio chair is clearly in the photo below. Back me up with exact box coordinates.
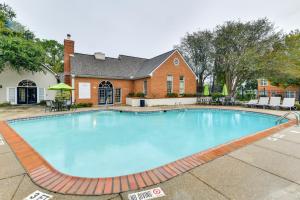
[219,97,225,105]
[267,97,281,109]
[243,99,258,107]
[279,98,296,110]
[255,97,270,109]
[45,100,55,112]
[223,97,235,106]
[62,100,72,111]
[71,100,77,111]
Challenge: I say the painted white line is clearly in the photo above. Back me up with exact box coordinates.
[290,130,300,134]
[128,187,165,200]
[273,134,285,138]
[267,137,278,141]
[0,137,4,145]
[23,190,52,200]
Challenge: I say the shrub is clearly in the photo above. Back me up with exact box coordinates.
[127,92,135,97]
[295,103,300,110]
[0,102,11,107]
[135,92,145,98]
[55,91,71,101]
[182,93,196,97]
[211,92,224,101]
[38,100,47,106]
[73,102,93,108]
[166,93,178,98]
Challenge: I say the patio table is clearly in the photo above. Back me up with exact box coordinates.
[54,101,64,111]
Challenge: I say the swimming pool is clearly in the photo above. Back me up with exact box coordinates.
[9,109,285,178]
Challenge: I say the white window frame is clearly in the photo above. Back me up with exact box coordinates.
[143,80,148,96]
[114,88,122,104]
[78,82,91,99]
[179,76,185,95]
[260,79,268,86]
[167,75,173,94]
[6,87,17,104]
[259,90,268,96]
[285,91,296,98]
[38,88,46,103]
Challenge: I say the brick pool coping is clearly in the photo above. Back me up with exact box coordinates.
[0,110,296,195]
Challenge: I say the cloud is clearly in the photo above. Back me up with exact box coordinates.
[3,0,299,58]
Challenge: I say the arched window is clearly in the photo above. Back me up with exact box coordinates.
[99,81,113,88]
[18,80,37,87]
[98,81,114,105]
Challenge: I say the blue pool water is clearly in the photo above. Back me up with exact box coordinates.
[9,109,285,177]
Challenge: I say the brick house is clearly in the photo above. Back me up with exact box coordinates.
[64,35,197,105]
[257,79,299,100]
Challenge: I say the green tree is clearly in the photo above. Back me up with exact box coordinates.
[0,36,45,72]
[213,18,281,96]
[176,30,214,93]
[39,39,64,73]
[0,3,46,73]
[0,3,15,29]
[264,31,300,87]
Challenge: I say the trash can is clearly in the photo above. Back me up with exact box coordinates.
[140,99,145,107]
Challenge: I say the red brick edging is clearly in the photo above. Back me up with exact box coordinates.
[0,118,295,195]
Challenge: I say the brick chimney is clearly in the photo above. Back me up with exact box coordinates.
[64,34,74,86]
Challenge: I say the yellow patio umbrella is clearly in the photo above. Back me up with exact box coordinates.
[203,84,210,96]
[48,83,74,101]
[222,84,228,96]
[48,83,73,91]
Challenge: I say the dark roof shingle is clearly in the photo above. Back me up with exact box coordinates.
[71,49,176,79]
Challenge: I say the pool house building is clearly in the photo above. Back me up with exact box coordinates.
[64,35,197,106]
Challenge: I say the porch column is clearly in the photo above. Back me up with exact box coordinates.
[71,74,75,103]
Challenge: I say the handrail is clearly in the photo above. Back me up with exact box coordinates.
[276,111,300,126]
[175,102,186,111]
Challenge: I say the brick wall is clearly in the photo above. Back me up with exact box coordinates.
[74,77,133,105]
[73,51,197,105]
[64,39,74,86]
[257,79,299,99]
[133,78,151,96]
[149,51,197,98]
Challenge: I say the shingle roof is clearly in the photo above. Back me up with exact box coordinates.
[70,49,176,79]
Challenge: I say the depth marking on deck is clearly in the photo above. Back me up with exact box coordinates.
[0,136,4,145]
[128,187,165,200]
[273,133,285,138]
[23,190,52,200]
[290,130,300,134]
[267,137,278,141]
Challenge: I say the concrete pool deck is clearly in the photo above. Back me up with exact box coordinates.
[1,105,300,199]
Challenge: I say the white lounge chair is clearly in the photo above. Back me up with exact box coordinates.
[243,99,258,107]
[268,97,281,109]
[255,97,270,108]
[279,98,296,110]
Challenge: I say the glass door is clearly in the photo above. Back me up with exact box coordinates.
[99,88,106,104]
[98,81,114,105]
[106,88,113,104]
[17,87,26,104]
[27,87,37,104]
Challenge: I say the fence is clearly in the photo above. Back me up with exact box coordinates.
[257,89,299,101]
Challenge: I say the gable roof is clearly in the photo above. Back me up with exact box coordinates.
[42,64,58,76]
[70,49,195,80]
[133,50,176,78]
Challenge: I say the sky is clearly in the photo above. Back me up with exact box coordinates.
[2,0,300,58]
